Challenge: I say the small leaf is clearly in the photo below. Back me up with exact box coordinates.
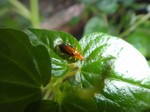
[84,16,108,35]
[0,28,51,112]
[79,0,95,5]
[121,0,134,6]
[126,28,150,58]
[69,16,81,26]
[97,0,119,14]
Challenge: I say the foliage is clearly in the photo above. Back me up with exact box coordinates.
[1,0,150,63]
[79,0,150,65]
[0,0,39,28]
[1,28,150,112]
[0,28,51,112]
[0,1,150,111]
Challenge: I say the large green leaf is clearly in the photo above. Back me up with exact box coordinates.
[0,28,51,112]
[77,32,150,112]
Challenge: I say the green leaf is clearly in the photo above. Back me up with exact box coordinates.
[148,61,150,67]
[61,92,98,112]
[77,32,150,111]
[84,16,108,35]
[24,100,58,112]
[118,0,134,6]
[69,16,81,26]
[0,0,10,9]
[126,28,150,58]
[97,0,119,14]
[24,31,150,112]
[78,0,95,5]
[0,28,51,112]
[25,95,98,112]
[25,29,81,77]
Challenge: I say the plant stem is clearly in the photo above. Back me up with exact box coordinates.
[30,0,40,28]
[42,65,79,101]
[120,13,150,39]
[8,0,30,19]
[62,67,79,81]
[42,77,62,100]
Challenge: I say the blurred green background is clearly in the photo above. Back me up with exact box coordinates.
[0,0,150,66]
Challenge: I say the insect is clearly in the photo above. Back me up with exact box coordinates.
[59,44,85,60]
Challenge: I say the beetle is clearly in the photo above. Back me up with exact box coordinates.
[59,44,84,60]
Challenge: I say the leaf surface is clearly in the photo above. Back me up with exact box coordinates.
[25,29,81,77]
[77,32,150,112]
[0,28,51,112]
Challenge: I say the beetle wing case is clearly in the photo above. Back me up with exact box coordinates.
[59,43,84,61]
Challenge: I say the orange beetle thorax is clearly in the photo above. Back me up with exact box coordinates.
[59,44,84,60]
[73,51,85,60]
